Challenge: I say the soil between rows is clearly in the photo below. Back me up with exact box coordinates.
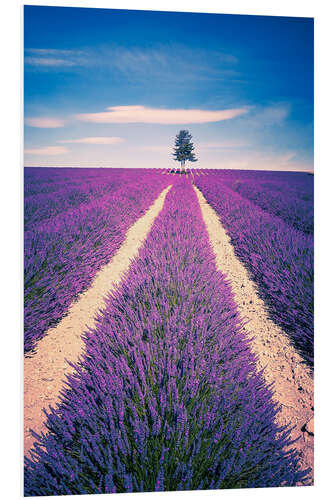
[24,185,172,457]
[24,181,313,484]
[193,184,314,483]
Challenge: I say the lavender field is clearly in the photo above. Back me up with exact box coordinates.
[24,168,170,353]
[24,168,314,495]
[195,170,314,367]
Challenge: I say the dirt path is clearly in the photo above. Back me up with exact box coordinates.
[193,185,314,483]
[24,185,172,458]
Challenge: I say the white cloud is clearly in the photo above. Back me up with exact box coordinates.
[139,145,171,153]
[205,150,308,172]
[25,49,86,68]
[248,104,291,127]
[24,146,69,156]
[198,140,249,150]
[101,46,238,80]
[253,151,297,165]
[75,105,249,125]
[278,152,297,162]
[58,137,124,145]
[24,46,238,81]
[140,141,249,155]
[26,49,82,56]
[25,117,66,128]
[25,57,77,67]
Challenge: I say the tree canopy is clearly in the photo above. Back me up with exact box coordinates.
[172,130,198,170]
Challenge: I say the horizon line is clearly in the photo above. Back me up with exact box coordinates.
[23,165,314,174]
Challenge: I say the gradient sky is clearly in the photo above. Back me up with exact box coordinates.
[24,5,314,171]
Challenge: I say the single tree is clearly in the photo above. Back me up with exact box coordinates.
[172,130,198,173]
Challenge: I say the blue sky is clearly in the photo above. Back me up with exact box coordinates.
[24,5,313,170]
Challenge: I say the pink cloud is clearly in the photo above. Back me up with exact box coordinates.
[75,105,248,125]
[139,145,170,153]
[24,146,68,156]
[205,150,311,172]
[59,136,124,144]
[198,140,249,150]
[278,152,297,162]
[25,117,66,128]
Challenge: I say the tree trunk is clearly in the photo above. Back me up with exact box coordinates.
[181,160,185,173]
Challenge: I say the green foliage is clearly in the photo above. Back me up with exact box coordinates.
[172,130,198,168]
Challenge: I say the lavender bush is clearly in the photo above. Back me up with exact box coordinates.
[201,169,313,234]
[24,168,170,353]
[24,168,149,229]
[195,172,314,366]
[24,167,125,197]
[24,178,308,495]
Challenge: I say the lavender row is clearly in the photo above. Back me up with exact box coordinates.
[25,178,307,495]
[25,168,144,229]
[230,178,313,234]
[24,167,125,197]
[195,175,314,366]
[24,169,170,353]
[24,167,159,197]
[24,168,101,199]
[202,169,313,234]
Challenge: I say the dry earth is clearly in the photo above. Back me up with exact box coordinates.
[24,185,172,457]
[194,185,314,484]
[24,179,314,486]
